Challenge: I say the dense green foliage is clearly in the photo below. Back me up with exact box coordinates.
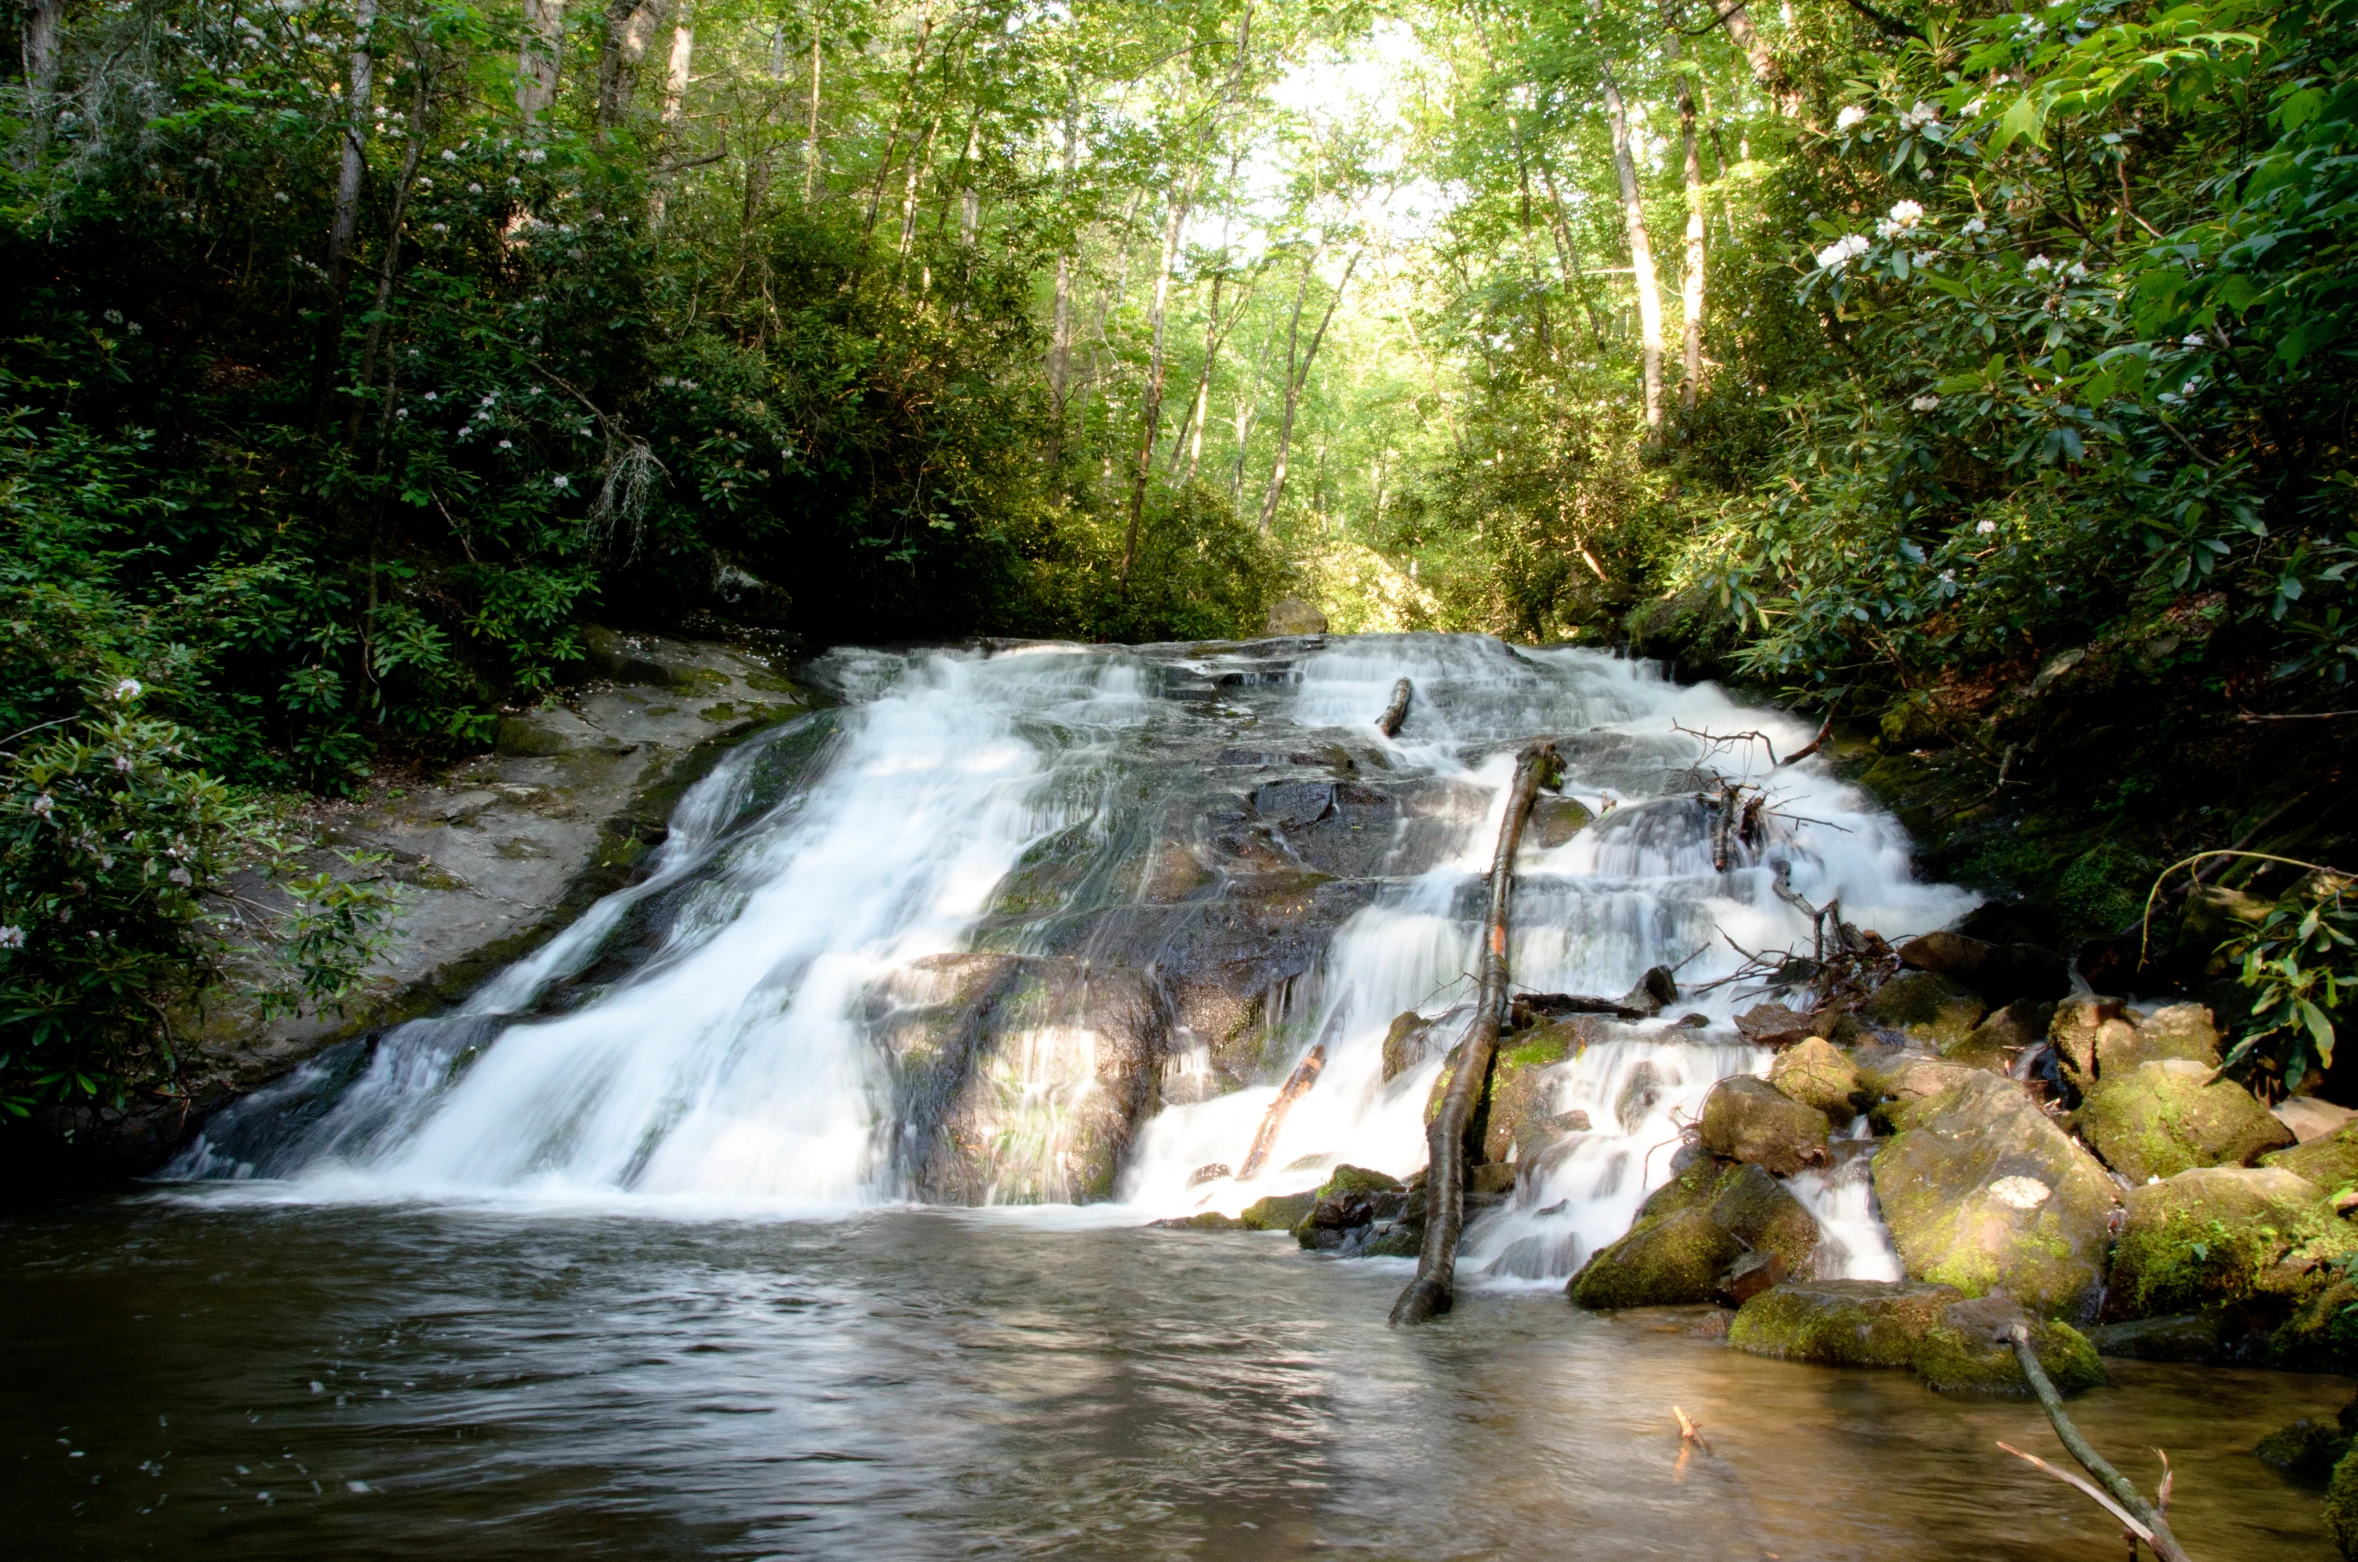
[4,0,2355,1112]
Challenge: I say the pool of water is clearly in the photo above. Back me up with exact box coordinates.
[3,1192,2345,1559]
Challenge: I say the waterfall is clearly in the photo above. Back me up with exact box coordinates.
[172,635,1968,1282]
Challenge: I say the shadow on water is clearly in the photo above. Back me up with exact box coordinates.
[1,1194,2345,1561]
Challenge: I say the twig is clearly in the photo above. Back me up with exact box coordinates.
[2006,1324,2193,1562]
[2237,709,2358,722]
[2138,849,2348,963]
[1774,705,1839,768]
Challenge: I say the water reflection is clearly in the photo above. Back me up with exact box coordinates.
[0,1196,2343,1559]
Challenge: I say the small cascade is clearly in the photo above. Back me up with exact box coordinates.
[174,634,1970,1281]
[1786,1116,1907,1282]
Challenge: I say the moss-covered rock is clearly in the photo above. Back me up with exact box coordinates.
[1381,1011,1432,1082]
[1857,1052,1981,1129]
[2257,1416,2354,1480]
[1946,998,2054,1072]
[2052,997,2221,1088]
[1699,1075,1830,1174]
[1152,1210,1249,1231]
[1860,971,1986,1050]
[2082,1312,2228,1363]
[1238,1191,1318,1231]
[1768,1037,1861,1119]
[2075,1059,2296,1182]
[2266,1122,2358,1198]
[1484,1026,1577,1163]
[2274,1276,2358,1373]
[1530,795,1594,847]
[2327,1444,2358,1559]
[1567,1158,1818,1310]
[1320,1164,1402,1196]
[1729,1280,2105,1394]
[1871,1071,2120,1319]
[2103,1165,2358,1321]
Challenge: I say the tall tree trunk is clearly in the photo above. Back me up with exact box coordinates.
[1536,159,1608,349]
[956,119,980,244]
[860,8,933,245]
[1669,26,1706,415]
[1602,68,1664,434]
[347,72,434,446]
[1122,174,1200,584]
[804,18,822,199]
[1258,247,1359,535]
[1044,96,1079,468]
[21,0,63,154]
[596,0,663,143]
[517,0,565,123]
[1171,269,1224,482]
[661,0,693,124]
[1228,393,1256,504]
[897,113,940,260]
[311,0,378,432]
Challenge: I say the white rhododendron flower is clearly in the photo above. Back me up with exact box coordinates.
[1961,215,1987,235]
[1815,234,1871,270]
[1911,393,1941,412]
[1976,519,1999,535]
[1836,105,1868,131]
[0,925,24,949]
[113,677,142,701]
[1887,199,1925,228]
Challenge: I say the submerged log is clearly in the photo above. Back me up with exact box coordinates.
[1392,740,1558,1325]
[1377,677,1414,738]
[1238,1043,1326,1178]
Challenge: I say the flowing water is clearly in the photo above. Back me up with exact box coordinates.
[4,635,2344,1555]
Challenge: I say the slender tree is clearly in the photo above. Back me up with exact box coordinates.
[1602,65,1663,432]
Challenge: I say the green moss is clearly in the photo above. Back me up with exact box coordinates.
[1569,1205,1742,1310]
[2076,1061,2293,1183]
[1361,1226,1422,1258]
[2266,1124,2358,1198]
[1910,1320,2107,1395]
[2055,839,2160,936]
[1860,972,1986,1050]
[1729,1280,1958,1368]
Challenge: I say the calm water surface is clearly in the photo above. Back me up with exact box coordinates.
[3,1192,2345,1560]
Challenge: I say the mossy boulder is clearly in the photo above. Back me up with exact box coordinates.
[1871,1070,2121,1319]
[2103,1166,2358,1321]
[2258,1414,2356,1480]
[1860,971,1986,1050]
[2075,1059,2295,1183]
[1238,1191,1318,1231]
[2083,1312,2228,1363]
[2266,1122,2358,1198]
[1699,1075,1830,1175]
[1856,1052,1981,1128]
[1946,998,2054,1072]
[2052,996,2220,1087]
[1530,795,1594,847]
[1382,1011,1434,1082]
[1567,1158,1818,1309]
[1729,1280,2105,1394]
[1320,1164,1402,1196]
[2328,1445,2358,1558]
[1153,1210,1249,1231]
[1484,1025,1578,1163]
[1768,1037,1861,1120]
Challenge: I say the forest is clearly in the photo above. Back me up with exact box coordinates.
[2,0,2354,1116]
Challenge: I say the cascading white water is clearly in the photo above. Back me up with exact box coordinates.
[176,634,1970,1282]
[1118,641,1973,1287]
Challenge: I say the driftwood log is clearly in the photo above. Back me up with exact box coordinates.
[1391,740,1558,1325]
[2002,1324,2194,1562]
[1377,677,1414,737]
[1238,1043,1326,1178]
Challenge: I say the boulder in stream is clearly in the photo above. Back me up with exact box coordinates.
[1766,1038,1861,1120]
[1567,1158,1818,1310]
[2103,1165,2357,1322]
[1944,998,2054,1072]
[2266,1121,2358,1197]
[2052,996,2220,1087]
[1858,972,1986,1050]
[1729,1279,2105,1394]
[2074,1059,2294,1182]
[1870,1070,2119,1319]
[1698,1076,1829,1175]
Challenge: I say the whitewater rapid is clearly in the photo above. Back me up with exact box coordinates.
[170,635,1971,1286]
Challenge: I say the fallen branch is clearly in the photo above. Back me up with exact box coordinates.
[1392,740,1558,1326]
[1774,704,1839,768]
[1377,677,1414,738]
[2005,1324,2192,1562]
[1238,1043,1327,1178]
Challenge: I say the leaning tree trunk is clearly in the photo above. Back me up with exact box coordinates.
[1391,740,1557,1325]
[311,0,378,432]
[1603,68,1664,435]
